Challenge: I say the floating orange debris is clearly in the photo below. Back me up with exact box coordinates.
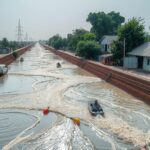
[72,118,80,126]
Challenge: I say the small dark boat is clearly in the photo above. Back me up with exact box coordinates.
[57,62,61,68]
[20,57,24,62]
[88,100,104,117]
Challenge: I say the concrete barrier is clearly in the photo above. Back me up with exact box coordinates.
[0,45,32,65]
[43,45,150,104]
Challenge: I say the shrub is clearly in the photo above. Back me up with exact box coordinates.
[76,41,100,60]
[12,50,18,59]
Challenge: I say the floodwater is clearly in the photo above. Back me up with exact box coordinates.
[0,43,150,150]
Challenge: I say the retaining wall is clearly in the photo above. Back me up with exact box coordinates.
[0,45,32,65]
[43,45,150,104]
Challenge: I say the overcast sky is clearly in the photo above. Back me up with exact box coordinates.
[0,0,150,41]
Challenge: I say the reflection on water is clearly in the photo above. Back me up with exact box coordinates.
[0,43,150,149]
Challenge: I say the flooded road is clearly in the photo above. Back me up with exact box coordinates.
[0,43,150,150]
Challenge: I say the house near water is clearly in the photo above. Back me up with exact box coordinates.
[100,35,118,53]
[99,35,118,65]
[125,42,150,72]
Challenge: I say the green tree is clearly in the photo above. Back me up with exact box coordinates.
[145,32,150,42]
[76,40,100,60]
[86,11,125,40]
[9,41,19,50]
[108,11,125,33]
[48,35,70,50]
[1,38,9,48]
[48,34,64,49]
[61,38,67,49]
[67,29,88,51]
[111,41,123,64]
[83,32,96,41]
[112,17,145,63]
[12,50,18,59]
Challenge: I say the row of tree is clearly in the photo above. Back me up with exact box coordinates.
[47,11,150,64]
[48,29,101,60]
[48,11,126,60]
[0,38,30,52]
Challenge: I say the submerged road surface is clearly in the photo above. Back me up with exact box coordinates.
[0,43,150,150]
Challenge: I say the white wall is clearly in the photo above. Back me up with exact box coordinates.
[101,44,112,53]
[124,57,137,68]
[101,45,105,52]
[143,57,150,71]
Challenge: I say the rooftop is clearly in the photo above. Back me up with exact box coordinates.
[128,42,150,57]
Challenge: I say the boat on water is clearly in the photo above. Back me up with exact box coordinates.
[88,100,104,117]
[57,62,61,68]
[20,57,24,62]
[0,64,8,76]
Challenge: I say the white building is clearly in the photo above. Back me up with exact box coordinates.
[127,42,150,71]
[100,35,118,53]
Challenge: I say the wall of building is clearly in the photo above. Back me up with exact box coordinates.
[43,45,150,104]
[0,45,32,65]
[101,44,113,53]
[143,57,150,72]
[124,56,138,69]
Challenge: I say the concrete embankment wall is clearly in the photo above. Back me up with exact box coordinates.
[44,45,150,104]
[0,45,32,65]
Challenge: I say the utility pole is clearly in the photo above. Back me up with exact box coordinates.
[16,19,23,42]
[123,38,126,69]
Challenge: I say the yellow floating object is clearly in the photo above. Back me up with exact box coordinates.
[72,118,80,126]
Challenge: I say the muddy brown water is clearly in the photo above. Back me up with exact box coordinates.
[0,43,149,150]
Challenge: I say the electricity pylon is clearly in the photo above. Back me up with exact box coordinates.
[16,19,23,42]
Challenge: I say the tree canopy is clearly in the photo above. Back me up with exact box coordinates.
[48,34,67,49]
[0,38,26,51]
[83,32,96,41]
[111,17,145,63]
[144,32,150,42]
[76,40,100,60]
[67,29,88,51]
[47,29,100,59]
[0,38,9,48]
[86,11,125,40]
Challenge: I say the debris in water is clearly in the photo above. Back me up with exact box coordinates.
[72,117,80,126]
[42,107,49,115]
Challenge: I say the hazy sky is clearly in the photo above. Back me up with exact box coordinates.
[0,0,150,41]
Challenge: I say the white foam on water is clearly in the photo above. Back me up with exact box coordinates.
[6,119,94,150]
[1,43,150,149]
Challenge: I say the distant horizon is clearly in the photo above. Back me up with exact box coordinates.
[0,0,150,41]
